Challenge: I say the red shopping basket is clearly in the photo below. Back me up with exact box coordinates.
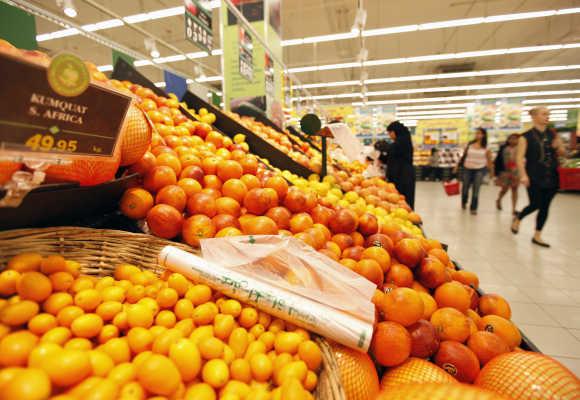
[443,179,460,196]
[558,167,580,191]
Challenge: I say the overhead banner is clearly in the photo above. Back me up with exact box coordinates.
[222,0,283,126]
[163,70,187,100]
[498,99,522,130]
[184,0,213,53]
[415,119,468,147]
[471,100,496,130]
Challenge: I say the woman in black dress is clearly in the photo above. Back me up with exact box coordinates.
[378,121,416,209]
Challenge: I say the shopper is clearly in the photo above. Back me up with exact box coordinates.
[379,121,415,209]
[495,134,520,215]
[426,147,442,181]
[454,128,494,215]
[511,107,565,247]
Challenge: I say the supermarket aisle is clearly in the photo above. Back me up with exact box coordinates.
[415,181,580,375]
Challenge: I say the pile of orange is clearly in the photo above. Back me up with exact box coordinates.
[0,252,322,399]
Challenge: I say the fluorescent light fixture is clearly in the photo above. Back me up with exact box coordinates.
[133,60,153,67]
[282,7,580,46]
[288,42,579,74]
[37,28,79,41]
[395,114,466,120]
[97,64,113,72]
[124,6,184,24]
[293,79,580,101]
[396,109,467,116]
[294,65,580,90]
[351,90,580,106]
[397,103,475,110]
[82,19,123,31]
[196,75,223,83]
[523,98,580,104]
[154,54,187,63]
[154,82,166,87]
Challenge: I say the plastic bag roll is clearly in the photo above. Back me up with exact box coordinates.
[158,245,373,352]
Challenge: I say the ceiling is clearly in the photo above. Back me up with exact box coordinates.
[18,0,580,109]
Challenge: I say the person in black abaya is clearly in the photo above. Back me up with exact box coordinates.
[377,121,416,209]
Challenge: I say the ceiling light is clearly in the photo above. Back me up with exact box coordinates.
[292,79,580,101]
[396,109,467,116]
[287,42,579,73]
[350,90,580,106]
[82,19,123,31]
[154,82,166,87]
[144,38,160,58]
[283,7,580,46]
[395,114,467,120]
[523,98,580,104]
[59,0,77,18]
[397,103,475,110]
[196,75,223,83]
[97,64,113,72]
[294,65,580,89]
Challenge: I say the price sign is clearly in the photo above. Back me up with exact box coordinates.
[184,0,213,53]
[238,26,254,82]
[0,52,132,161]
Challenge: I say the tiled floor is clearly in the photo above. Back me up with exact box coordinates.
[415,181,580,376]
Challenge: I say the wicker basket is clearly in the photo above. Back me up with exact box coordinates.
[0,226,346,400]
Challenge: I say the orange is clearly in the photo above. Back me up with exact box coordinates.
[40,255,67,275]
[239,307,258,329]
[96,301,123,321]
[478,294,512,320]
[430,307,470,343]
[451,270,479,289]
[381,288,424,327]
[217,160,243,181]
[74,288,102,312]
[107,362,137,386]
[98,324,119,344]
[152,328,183,355]
[155,310,177,328]
[331,341,380,400]
[56,305,84,327]
[156,152,182,176]
[1,368,51,400]
[64,337,92,351]
[178,178,202,197]
[167,273,189,296]
[156,288,178,309]
[40,326,71,345]
[118,381,146,400]
[428,248,450,266]
[0,330,38,367]
[222,179,248,204]
[41,348,92,387]
[385,264,413,287]
[28,313,57,335]
[297,340,322,371]
[44,292,74,315]
[89,350,115,377]
[467,331,510,365]
[434,281,471,312]
[137,354,181,396]
[28,342,60,369]
[371,321,412,367]
[202,359,230,389]
[0,300,39,326]
[146,204,183,239]
[71,313,103,338]
[361,246,391,272]
[126,303,154,328]
[114,264,141,281]
[70,276,94,294]
[185,383,216,400]
[156,185,187,212]
[7,253,42,273]
[289,213,314,234]
[353,259,384,287]
[416,292,436,320]
[49,272,74,292]
[479,315,521,350]
[120,188,155,220]
[17,271,52,302]
[0,270,20,296]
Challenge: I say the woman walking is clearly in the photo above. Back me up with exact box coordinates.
[495,134,520,215]
[379,121,416,209]
[454,128,494,215]
[511,107,565,247]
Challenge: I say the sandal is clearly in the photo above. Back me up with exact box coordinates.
[496,199,502,210]
[532,238,551,248]
[510,218,519,234]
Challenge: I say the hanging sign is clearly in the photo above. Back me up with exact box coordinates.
[238,25,254,82]
[184,0,213,53]
[0,52,131,161]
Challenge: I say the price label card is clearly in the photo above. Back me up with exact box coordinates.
[184,0,213,53]
[0,52,131,160]
[238,26,254,82]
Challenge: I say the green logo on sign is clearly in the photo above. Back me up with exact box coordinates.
[47,53,90,97]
